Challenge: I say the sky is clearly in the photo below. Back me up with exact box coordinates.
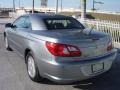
[0,0,120,13]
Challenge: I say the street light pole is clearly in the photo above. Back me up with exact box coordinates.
[32,0,34,13]
[13,0,15,12]
[92,0,104,11]
[55,0,58,14]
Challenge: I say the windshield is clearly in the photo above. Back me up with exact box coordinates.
[43,17,85,30]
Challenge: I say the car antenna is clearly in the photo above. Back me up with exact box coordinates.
[89,25,95,34]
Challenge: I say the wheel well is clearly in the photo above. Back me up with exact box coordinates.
[24,49,31,63]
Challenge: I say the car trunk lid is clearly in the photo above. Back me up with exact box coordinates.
[31,29,111,58]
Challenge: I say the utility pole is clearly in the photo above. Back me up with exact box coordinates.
[61,0,62,12]
[13,0,15,12]
[81,0,86,21]
[19,0,21,8]
[0,4,1,11]
[93,0,95,11]
[55,0,58,14]
[32,0,34,13]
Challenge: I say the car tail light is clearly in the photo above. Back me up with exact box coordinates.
[46,41,81,57]
[107,41,113,51]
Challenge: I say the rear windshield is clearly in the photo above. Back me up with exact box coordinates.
[43,18,85,30]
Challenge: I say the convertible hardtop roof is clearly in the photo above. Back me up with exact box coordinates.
[24,13,72,19]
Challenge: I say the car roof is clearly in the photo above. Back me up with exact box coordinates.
[23,13,71,19]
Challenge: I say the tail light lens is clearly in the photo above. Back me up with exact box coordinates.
[107,41,113,51]
[46,41,81,57]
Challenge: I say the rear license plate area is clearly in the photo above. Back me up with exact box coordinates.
[91,63,104,73]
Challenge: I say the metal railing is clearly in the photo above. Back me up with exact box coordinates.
[78,19,120,44]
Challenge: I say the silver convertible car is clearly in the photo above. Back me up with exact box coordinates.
[4,14,117,83]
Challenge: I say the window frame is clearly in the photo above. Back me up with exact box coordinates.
[43,17,85,30]
[12,16,32,30]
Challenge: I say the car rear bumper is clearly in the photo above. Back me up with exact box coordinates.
[37,49,117,83]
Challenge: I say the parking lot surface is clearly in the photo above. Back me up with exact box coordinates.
[0,19,120,90]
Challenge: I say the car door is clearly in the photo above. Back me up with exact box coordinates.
[7,16,26,51]
[8,16,32,55]
[15,16,32,55]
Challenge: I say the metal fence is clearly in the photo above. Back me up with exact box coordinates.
[78,19,120,44]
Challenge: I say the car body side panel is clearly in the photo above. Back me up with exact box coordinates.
[12,29,32,55]
[6,27,18,49]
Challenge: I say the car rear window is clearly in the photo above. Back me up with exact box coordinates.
[43,18,85,30]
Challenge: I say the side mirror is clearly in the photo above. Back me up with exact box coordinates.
[5,23,12,28]
[5,23,17,28]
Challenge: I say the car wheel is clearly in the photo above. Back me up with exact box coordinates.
[26,52,42,82]
[4,36,11,50]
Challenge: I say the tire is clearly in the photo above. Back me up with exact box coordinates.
[26,52,42,82]
[4,36,11,51]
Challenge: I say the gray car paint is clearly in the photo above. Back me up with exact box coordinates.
[5,14,117,83]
